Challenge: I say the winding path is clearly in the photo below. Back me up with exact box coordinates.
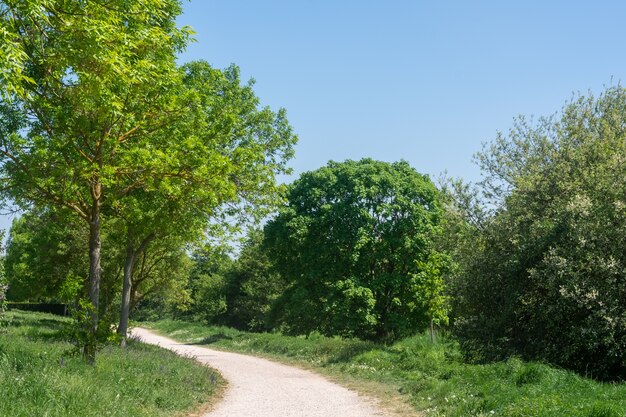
[132,327,389,417]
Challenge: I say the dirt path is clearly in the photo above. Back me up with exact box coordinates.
[132,327,389,417]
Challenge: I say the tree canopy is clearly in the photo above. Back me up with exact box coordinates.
[265,158,448,341]
[0,1,296,360]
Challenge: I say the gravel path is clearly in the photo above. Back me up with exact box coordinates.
[132,327,389,417]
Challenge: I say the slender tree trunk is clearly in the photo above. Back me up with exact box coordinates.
[85,204,102,364]
[118,233,155,346]
[118,241,135,347]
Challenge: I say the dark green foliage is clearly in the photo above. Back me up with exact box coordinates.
[221,229,286,331]
[5,209,88,302]
[176,232,284,332]
[455,87,626,380]
[265,158,449,341]
[6,303,68,316]
[181,245,232,323]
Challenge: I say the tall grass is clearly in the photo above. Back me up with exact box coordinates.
[0,311,220,417]
[144,319,626,417]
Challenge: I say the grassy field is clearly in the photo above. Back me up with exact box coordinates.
[143,319,626,417]
[0,310,221,417]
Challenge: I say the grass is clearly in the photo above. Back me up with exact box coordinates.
[142,319,626,417]
[0,310,222,417]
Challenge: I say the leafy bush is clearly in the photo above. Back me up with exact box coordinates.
[455,87,626,380]
[221,229,286,332]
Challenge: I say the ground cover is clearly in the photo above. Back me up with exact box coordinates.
[144,319,626,417]
[0,311,221,417]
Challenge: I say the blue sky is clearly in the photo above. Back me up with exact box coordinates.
[1,1,625,232]
[177,0,626,184]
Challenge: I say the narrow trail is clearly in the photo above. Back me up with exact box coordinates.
[132,327,389,417]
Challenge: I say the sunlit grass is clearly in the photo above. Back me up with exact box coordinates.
[0,311,220,417]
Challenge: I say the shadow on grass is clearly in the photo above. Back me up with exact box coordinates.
[193,332,234,345]
[326,342,379,364]
[8,314,73,343]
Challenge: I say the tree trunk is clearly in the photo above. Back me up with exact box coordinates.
[118,233,155,346]
[118,241,135,347]
[85,205,102,364]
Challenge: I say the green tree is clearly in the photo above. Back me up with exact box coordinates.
[265,159,449,341]
[222,229,285,332]
[183,244,233,323]
[456,87,626,380]
[3,207,190,319]
[114,61,296,342]
[125,235,193,316]
[5,209,87,302]
[0,0,191,361]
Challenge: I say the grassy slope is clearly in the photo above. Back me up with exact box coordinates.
[143,319,626,417]
[0,311,221,417]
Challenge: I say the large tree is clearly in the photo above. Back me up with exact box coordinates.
[265,159,448,341]
[0,0,192,361]
[114,60,296,342]
[455,87,626,380]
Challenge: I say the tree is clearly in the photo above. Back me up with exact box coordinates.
[114,60,296,342]
[455,87,626,380]
[265,159,449,341]
[222,229,285,332]
[0,0,192,361]
[4,208,88,302]
[183,244,233,323]
[125,235,192,315]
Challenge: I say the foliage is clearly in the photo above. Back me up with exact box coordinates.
[265,158,448,341]
[434,176,488,324]
[4,209,88,302]
[221,229,286,331]
[0,1,296,357]
[0,0,192,360]
[161,230,284,332]
[455,87,626,380]
[4,207,194,324]
[146,319,626,417]
[0,310,219,417]
[128,238,193,313]
[113,59,296,338]
[180,245,233,323]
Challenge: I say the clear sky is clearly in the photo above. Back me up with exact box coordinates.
[1,1,625,232]
[177,0,626,184]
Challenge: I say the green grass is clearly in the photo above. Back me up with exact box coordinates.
[143,319,626,417]
[0,311,221,417]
